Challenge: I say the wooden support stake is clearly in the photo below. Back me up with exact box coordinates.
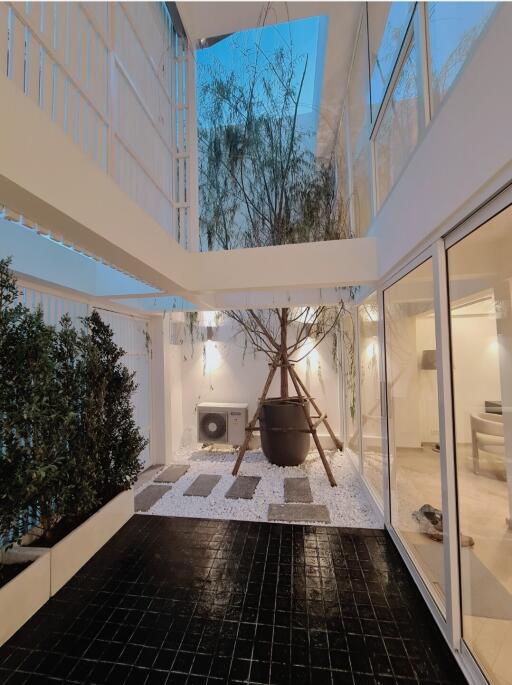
[287,363,337,487]
[289,364,343,451]
[232,356,279,476]
[311,413,327,430]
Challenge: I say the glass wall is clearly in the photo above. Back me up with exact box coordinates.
[342,311,360,459]
[358,293,384,506]
[427,2,497,114]
[341,189,512,685]
[343,3,497,230]
[374,25,423,209]
[368,2,414,121]
[384,259,445,612]
[447,206,512,685]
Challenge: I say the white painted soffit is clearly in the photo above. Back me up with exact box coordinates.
[111,285,353,313]
[200,286,354,311]
[177,1,362,158]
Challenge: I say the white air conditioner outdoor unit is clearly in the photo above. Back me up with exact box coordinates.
[197,402,248,446]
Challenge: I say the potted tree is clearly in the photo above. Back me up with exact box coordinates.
[198,38,350,482]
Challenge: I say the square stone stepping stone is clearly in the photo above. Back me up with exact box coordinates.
[225,476,261,500]
[284,477,313,503]
[268,503,330,524]
[155,464,189,483]
[135,484,171,512]
[184,475,221,497]
[135,464,164,490]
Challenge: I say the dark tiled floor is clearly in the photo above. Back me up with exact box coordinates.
[0,515,466,685]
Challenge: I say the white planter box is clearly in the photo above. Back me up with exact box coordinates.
[0,550,50,646]
[0,488,134,647]
[50,488,134,595]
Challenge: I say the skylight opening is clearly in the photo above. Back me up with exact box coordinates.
[196,15,328,139]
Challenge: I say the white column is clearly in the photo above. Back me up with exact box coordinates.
[149,314,174,465]
[377,288,391,525]
[168,341,184,457]
[336,325,346,450]
[433,240,461,649]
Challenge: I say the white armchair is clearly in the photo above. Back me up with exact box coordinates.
[470,412,504,474]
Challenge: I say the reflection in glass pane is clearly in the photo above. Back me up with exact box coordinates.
[428,2,496,113]
[448,207,512,685]
[385,259,445,612]
[358,293,384,505]
[375,32,421,208]
[343,311,360,459]
[351,146,372,238]
[347,15,372,236]
[368,1,414,121]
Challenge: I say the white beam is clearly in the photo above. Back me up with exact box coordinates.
[190,238,377,293]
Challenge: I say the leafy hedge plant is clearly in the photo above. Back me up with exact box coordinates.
[0,258,146,548]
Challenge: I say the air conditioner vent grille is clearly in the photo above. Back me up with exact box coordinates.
[199,412,227,441]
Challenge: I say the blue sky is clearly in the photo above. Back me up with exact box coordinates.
[195,15,327,134]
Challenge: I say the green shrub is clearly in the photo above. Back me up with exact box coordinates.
[0,258,146,549]
[82,311,147,503]
[0,257,41,544]
[51,314,98,523]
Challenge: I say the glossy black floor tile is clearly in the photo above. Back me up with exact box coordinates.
[0,515,466,684]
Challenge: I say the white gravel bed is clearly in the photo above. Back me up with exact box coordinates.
[138,446,382,529]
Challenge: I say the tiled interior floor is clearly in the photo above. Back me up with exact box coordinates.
[0,515,466,685]
[389,444,512,685]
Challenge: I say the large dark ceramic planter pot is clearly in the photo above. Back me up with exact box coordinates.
[260,397,310,466]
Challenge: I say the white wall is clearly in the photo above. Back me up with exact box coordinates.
[392,311,501,447]
[451,316,501,444]
[174,316,342,450]
[415,316,439,446]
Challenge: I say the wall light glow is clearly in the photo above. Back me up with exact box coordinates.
[202,310,222,327]
[366,340,378,360]
[204,339,222,374]
[489,338,499,354]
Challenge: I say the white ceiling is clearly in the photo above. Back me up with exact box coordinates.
[177,1,362,157]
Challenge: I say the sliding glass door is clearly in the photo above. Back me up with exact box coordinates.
[447,205,512,685]
[384,258,446,614]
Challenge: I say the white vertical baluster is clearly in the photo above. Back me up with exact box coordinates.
[0,3,8,76]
